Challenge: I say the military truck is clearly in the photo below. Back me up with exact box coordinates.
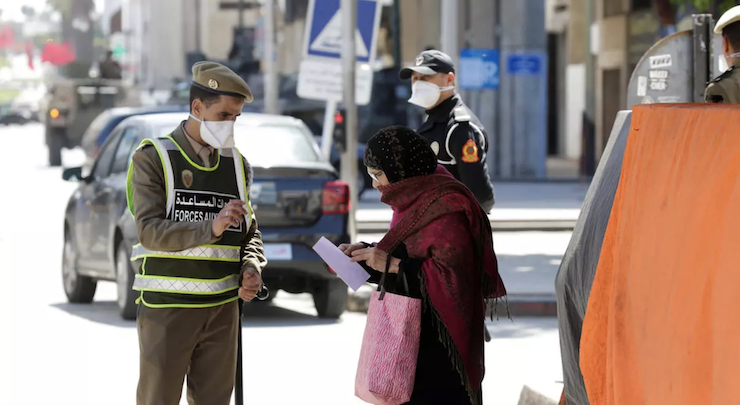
[41,78,140,166]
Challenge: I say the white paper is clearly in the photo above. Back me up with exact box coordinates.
[312,237,370,291]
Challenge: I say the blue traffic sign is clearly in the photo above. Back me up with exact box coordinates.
[304,0,381,63]
[459,49,500,89]
[507,54,543,75]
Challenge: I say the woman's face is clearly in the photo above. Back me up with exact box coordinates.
[367,167,390,188]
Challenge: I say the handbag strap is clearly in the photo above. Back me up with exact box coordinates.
[378,256,391,301]
[377,256,411,301]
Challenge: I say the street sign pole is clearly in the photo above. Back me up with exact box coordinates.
[320,99,338,160]
[341,0,358,242]
[264,0,279,114]
[440,0,459,67]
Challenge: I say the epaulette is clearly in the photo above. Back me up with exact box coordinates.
[452,106,471,123]
[708,65,736,85]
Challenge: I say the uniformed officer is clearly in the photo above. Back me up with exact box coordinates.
[706,5,740,103]
[400,49,495,212]
[126,61,267,405]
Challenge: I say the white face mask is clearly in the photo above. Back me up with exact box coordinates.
[408,81,454,109]
[189,114,235,149]
[720,51,740,72]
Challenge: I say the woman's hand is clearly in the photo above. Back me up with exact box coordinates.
[350,247,401,273]
[338,242,368,257]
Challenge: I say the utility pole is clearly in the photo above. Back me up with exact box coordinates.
[583,0,596,176]
[238,0,245,29]
[341,0,358,242]
[440,0,459,66]
[263,0,279,114]
[195,0,202,52]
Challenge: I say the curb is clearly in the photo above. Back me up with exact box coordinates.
[357,220,576,233]
[346,287,557,318]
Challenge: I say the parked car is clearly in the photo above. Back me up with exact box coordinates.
[0,102,32,125]
[61,112,351,320]
[78,105,189,176]
[314,136,372,196]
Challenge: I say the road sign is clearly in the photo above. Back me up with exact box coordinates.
[297,0,382,105]
[507,54,543,76]
[459,49,499,89]
[304,0,380,63]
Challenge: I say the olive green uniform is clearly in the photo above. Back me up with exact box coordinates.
[705,65,740,104]
[130,61,265,405]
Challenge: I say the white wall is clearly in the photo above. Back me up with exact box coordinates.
[565,63,585,159]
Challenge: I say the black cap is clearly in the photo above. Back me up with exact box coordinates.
[399,50,455,80]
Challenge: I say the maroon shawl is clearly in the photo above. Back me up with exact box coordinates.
[375,166,507,403]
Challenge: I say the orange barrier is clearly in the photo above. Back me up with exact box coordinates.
[580,104,740,405]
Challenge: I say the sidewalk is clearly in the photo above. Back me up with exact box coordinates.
[349,182,588,317]
[355,181,589,232]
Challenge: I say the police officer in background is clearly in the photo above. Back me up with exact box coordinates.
[706,5,740,103]
[127,61,267,405]
[400,50,495,212]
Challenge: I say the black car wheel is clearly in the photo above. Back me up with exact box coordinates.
[62,229,97,303]
[313,278,348,319]
[116,239,138,320]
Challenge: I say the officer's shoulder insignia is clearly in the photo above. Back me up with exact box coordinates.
[182,169,193,188]
[709,65,735,84]
[208,78,219,90]
[461,139,479,163]
[453,106,471,123]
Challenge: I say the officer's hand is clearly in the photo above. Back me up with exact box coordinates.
[212,200,248,237]
[239,267,262,302]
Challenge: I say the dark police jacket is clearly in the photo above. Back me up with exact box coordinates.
[418,94,495,212]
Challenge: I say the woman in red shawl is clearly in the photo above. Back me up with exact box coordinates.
[340,126,507,405]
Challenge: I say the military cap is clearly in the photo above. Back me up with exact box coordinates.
[191,61,253,103]
[399,50,455,80]
[714,5,740,34]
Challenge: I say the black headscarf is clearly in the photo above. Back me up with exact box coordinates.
[363,126,437,183]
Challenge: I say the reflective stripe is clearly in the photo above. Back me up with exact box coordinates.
[131,243,240,262]
[149,138,176,217]
[232,146,246,203]
[133,274,239,294]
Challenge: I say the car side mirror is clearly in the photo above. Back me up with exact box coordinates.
[62,166,83,182]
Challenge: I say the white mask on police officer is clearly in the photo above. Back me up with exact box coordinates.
[720,51,740,73]
[189,114,235,149]
[408,81,455,109]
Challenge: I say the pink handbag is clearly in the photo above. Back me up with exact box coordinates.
[355,269,422,405]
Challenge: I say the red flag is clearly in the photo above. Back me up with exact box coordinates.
[26,42,34,70]
[41,41,75,66]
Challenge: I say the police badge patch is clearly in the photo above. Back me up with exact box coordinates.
[461,139,479,163]
[415,56,424,66]
[182,170,193,188]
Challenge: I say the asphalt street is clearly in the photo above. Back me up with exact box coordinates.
[0,123,564,405]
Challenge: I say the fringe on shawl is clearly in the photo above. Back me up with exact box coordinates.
[476,211,511,323]
[415,213,512,405]
[419,270,481,405]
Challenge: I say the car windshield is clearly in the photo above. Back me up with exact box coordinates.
[156,122,320,166]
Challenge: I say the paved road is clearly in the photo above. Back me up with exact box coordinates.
[0,124,564,405]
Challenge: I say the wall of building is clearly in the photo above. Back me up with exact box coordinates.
[200,0,260,61]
